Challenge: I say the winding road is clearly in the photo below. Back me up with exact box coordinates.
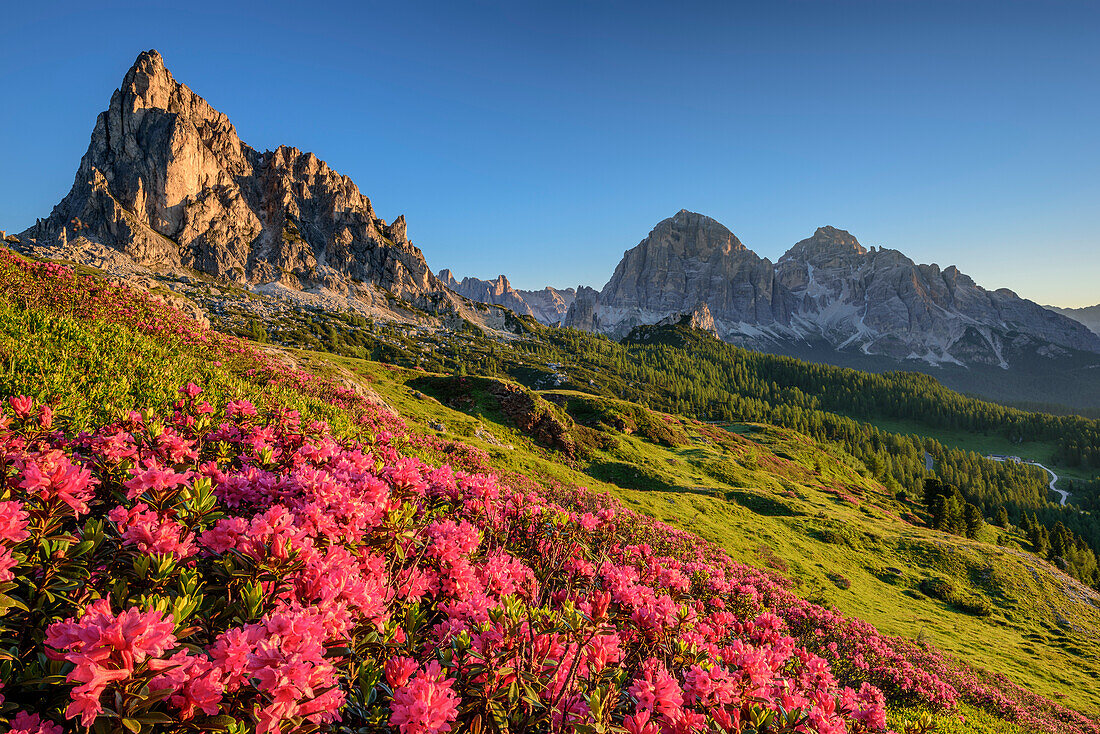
[1033,463,1069,506]
[987,456,1068,506]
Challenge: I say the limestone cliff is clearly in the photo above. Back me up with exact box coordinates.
[21,49,458,312]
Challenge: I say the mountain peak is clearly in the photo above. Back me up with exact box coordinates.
[20,48,444,303]
[118,49,183,109]
[782,226,867,261]
[653,210,748,254]
[579,211,776,337]
[810,226,866,253]
[131,49,167,74]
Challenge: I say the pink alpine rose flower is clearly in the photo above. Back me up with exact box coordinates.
[389,661,460,734]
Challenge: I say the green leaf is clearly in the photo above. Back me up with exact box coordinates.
[137,712,175,724]
[198,715,240,732]
[0,594,29,613]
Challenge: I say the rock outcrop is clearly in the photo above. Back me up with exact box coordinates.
[565,210,1100,368]
[438,270,576,325]
[563,286,602,332]
[18,49,475,319]
[655,302,720,338]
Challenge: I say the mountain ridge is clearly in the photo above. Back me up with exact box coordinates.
[437,269,576,324]
[559,210,1100,370]
[1046,303,1100,335]
[14,49,505,327]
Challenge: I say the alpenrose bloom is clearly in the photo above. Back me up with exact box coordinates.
[44,600,177,726]
[0,377,1091,734]
[8,711,64,734]
[388,660,460,734]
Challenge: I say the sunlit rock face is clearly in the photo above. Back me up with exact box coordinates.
[23,50,443,302]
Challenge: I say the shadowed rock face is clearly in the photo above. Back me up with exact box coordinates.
[565,211,1100,367]
[772,228,1100,365]
[437,270,576,325]
[22,50,441,300]
[563,286,601,332]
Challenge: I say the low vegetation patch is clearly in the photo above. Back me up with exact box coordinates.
[919,578,994,617]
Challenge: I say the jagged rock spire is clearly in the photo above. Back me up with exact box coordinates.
[22,49,438,299]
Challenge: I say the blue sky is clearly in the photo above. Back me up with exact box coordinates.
[2,0,1098,306]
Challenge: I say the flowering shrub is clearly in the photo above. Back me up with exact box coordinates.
[0,388,896,733]
[0,250,1094,734]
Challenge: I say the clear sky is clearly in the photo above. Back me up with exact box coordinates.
[2,1,1098,306]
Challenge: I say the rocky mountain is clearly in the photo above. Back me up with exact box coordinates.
[564,210,783,337]
[564,210,1100,369]
[1046,304,1100,335]
[15,49,495,324]
[521,285,577,326]
[438,270,575,325]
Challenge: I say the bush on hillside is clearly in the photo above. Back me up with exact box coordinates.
[0,251,1095,734]
[919,578,993,617]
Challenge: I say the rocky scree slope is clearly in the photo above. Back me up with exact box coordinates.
[15,49,504,328]
[563,210,1100,369]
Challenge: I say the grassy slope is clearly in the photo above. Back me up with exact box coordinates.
[0,298,363,440]
[0,253,1092,730]
[300,352,1100,720]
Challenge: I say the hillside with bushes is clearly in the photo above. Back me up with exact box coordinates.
[244,301,1100,590]
[1,248,1100,732]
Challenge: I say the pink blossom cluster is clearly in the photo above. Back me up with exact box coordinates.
[44,600,180,725]
[0,389,898,733]
[0,499,30,582]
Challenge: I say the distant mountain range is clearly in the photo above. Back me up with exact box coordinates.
[437,271,575,325]
[433,210,1099,375]
[435,210,1100,408]
[1046,304,1100,335]
[559,210,1100,368]
[6,50,1099,410]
